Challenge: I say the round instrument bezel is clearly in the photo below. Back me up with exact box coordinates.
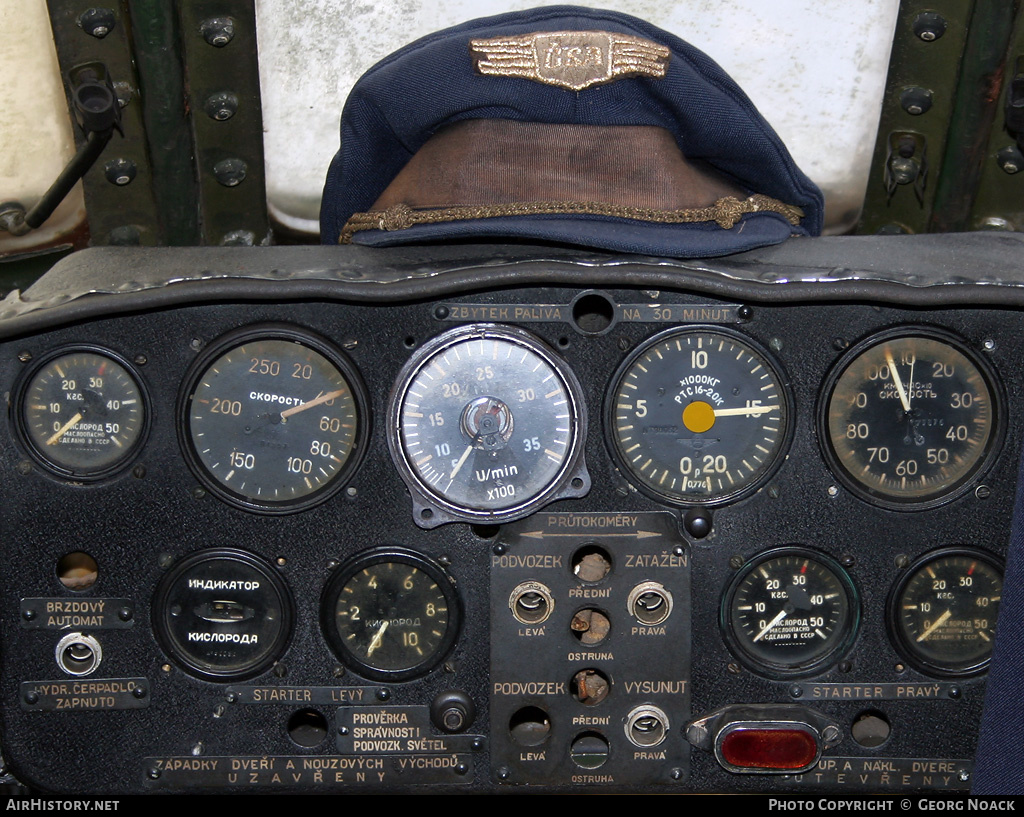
[320,546,463,682]
[12,344,151,481]
[387,324,588,527]
[720,546,861,678]
[178,324,370,515]
[604,325,794,507]
[886,546,1004,678]
[818,325,1004,511]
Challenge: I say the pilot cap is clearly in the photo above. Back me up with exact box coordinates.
[320,5,824,257]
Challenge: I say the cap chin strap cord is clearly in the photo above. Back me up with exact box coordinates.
[340,195,804,244]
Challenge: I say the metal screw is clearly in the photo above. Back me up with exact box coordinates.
[200,17,235,47]
[727,662,741,674]
[913,12,946,41]
[997,146,1023,174]
[670,768,683,780]
[822,725,840,744]
[17,351,31,363]
[342,339,358,350]
[827,485,839,497]
[204,91,239,121]
[338,725,348,735]
[79,8,116,38]
[132,465,146,479]
[790,685,803,698]
[841,554,855,568]
[900,87,933,116]
[276,557,287,566]
[983,338,997,352]
[104,158,136,186]
[346,486,357,497]
[134,354,147,366]
[617,336,630,351]
[959,770,970,782]
[975,485,991,500]
[221,230,255,246]
[729,555,743,570]
[191,486,206,500]
[226,692,238,703]
[769,337,783,352]
[895,554,910,569]
[157,553,175,570]
[16,461,31,476]
[212,158,247,187]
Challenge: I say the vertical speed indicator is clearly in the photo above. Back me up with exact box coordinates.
[388,325,588,527]
[606,327,792,505]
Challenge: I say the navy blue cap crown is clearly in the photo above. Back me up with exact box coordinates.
[320,5,824,257]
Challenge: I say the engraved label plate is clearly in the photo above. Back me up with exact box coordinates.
[21,678,149,711]
[21,598,134,629]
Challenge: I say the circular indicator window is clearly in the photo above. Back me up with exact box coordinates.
[388,325,587,525]
[888,548,1003,677]
[15,347,148,479]
[721,547,859,677]
[321,548,462,682]
[607,327,792,505]
[152,549,294,681]
[821,328,1002,509]
[181,326,368,513]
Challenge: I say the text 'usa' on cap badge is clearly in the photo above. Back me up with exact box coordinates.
[470,30,670,91]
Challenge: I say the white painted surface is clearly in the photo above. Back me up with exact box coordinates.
[256,0,900,237]
[0,0,85,254]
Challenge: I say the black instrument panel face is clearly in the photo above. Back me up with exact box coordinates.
[0,278,1019,795]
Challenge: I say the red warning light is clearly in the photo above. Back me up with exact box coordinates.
[719,727,819,772]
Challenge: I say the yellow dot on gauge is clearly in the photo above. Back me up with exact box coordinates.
[682,401,716,433]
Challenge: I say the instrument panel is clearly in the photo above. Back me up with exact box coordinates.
[0,241,1020,794]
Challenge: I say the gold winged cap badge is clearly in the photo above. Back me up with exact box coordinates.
[470,30,670,91]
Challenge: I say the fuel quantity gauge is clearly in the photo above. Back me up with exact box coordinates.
[889,548,1003,677]
[607,327,792,505]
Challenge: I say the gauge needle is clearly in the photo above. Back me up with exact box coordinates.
[280,389,346,421]
[713,405,780,417]
[916,609,952,642]
[886,349,912,412]
[367,621,389,656]
[753,609,788,642]
[46,412,83,445]
[449,443,475,482]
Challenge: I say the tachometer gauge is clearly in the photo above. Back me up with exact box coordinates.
[821,328,1002,509]
[607,327,792,505]
[388,325,588,527]
[15,347,148,479]
[888,548,1002,677]
[721,547,859,677]
[321,547,461,681]
[181,326,368,513]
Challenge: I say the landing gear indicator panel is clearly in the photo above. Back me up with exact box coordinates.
[490,512,690,788]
